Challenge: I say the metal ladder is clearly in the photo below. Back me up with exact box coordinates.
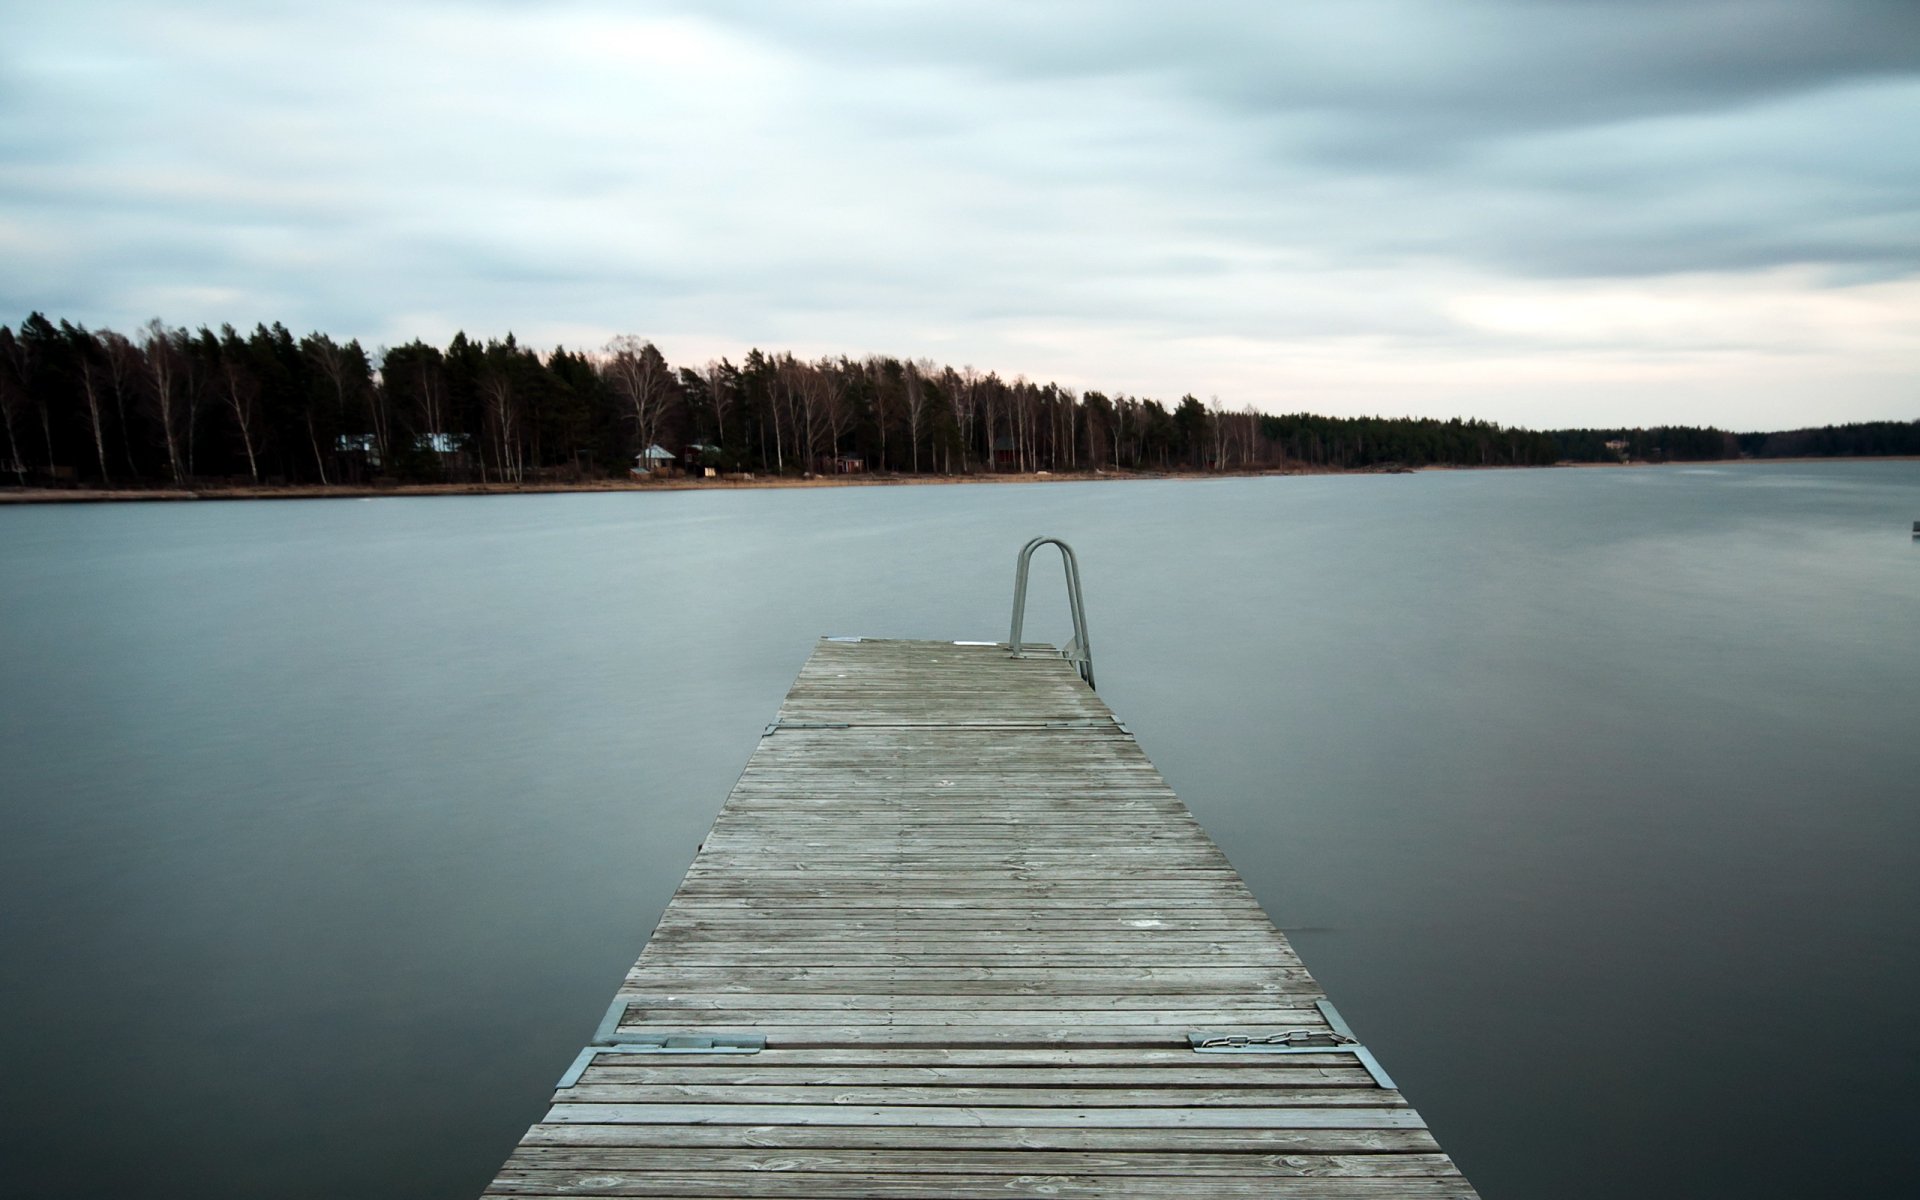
[1008,536,1095,689]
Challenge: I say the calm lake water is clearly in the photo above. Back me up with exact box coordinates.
[2,462,1917,1198]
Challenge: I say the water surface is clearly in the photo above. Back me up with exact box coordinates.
[2,462,1916,1197]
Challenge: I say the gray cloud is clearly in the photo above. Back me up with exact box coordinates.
[666,1,1920,277]
[678,1,1920,133]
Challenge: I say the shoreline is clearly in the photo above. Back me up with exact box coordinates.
[2,454,1915,505]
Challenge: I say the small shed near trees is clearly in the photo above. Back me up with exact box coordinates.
[631,445,676,476]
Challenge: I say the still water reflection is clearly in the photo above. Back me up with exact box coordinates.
[2,462,1916,1197]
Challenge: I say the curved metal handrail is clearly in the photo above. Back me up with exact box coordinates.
[1008,536,1094,689]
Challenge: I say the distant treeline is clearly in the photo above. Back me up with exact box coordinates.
[1553,423,1920,462]
[1,313,1913,486]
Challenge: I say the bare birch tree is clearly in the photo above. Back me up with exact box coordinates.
[703,359,733,446]
[903,358,935,474]
[480,368,520,482]
[141,319,186,483]
[1008,377,1036,473]
[865,357,896,470]
[220,338,263,482]
[1210,398,1233,469]
[776,353,812,472]
[416,362,445,453]
[0,327,33,482]
[602,336,671,467]
[307,335,359,432]
[0,331,25,483]
[1058,386,1079,470]
[944,366,978,472]
[818,357,852,468]
[75,354,110,482]
[981,373,1000,472]
[180,330,212,478]
[97,331,141,478]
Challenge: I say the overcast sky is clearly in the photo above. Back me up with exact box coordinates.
[3,1,1916,429]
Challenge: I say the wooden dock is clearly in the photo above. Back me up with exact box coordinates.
[485,637,1477,1198]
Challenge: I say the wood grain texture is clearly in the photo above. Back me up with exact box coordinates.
[483,639,1476,1198]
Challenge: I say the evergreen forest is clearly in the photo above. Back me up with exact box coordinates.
[1,313,1913,488]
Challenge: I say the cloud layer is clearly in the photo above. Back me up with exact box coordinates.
[3,0,1916,428]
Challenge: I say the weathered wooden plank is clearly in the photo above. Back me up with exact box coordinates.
[560,1047,1367,1068]
[620,986,1329,1002]
[542,1104,1429,1129]
[626,961,1313,976]
[485,1169,1473,1198]
[503,1147,1461,1177]
[652,899,1264,915]
[617,994,1327,1011]
[613,1010,1331,1028]
[595,1025,1346,1045]
[555,1084,1405,1107]
[570,1065,1379,1087]
[622,960,1313,979]
[516,1124,1445,1153]
[609,1010,1335,1028]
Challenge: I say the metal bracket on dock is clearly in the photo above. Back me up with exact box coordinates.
[763,721,851,736]
[1188,999,1399,1090]
[556,1037,765,1088]
[1047,718,1130,733]
[557,999,765,1088]
[1193,1029,1357,1050]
